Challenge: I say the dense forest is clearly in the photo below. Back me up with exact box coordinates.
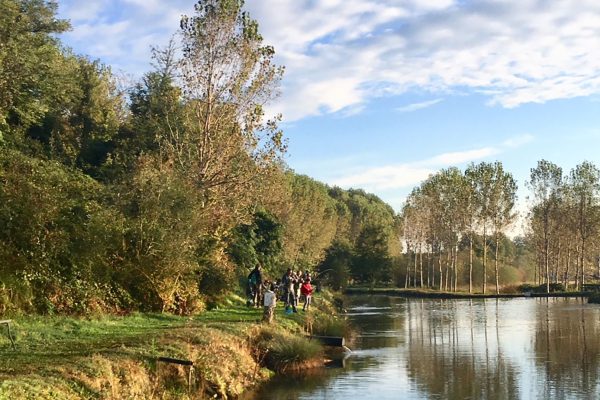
[0,0,401,314]
[1,0,599,317]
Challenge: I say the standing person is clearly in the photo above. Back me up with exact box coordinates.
[263,282,276,323]
[248,264,263,307]
[300,279,313,311]
[302,270,311,282]
[281,268,297,313]
[294,271,302,306]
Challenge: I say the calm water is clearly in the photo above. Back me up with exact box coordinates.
[249,296,600,400]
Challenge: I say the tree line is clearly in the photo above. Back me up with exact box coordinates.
[0,0,400,314]
[401,163,518,294]
[528,160,600,292]
[2,1,597,316]
[400,160,600,294]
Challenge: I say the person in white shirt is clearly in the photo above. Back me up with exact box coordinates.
[263,282,276,323]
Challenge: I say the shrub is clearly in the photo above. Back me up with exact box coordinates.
[518,283,565,293]
[589,293,600,304]
[309,314,349,337]
[250,326,322,373]
[499,284,520,294]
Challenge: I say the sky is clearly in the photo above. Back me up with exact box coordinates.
[56,0,600,227]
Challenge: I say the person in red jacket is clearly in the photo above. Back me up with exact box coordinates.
[300,279,313,311]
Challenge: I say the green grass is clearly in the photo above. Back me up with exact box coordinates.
[0,291,336,398]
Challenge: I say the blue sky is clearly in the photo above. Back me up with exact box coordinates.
[57,0,600,223]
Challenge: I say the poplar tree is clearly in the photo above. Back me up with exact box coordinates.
[528,160,563,293]
[489,163,517,294]
[568,161,600,290]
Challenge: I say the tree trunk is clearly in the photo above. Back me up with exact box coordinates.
[580,237,586,289]
[545,234,550,294]
[564,244,571,291]
[419,245,424,288]
[413,249,418,288]
[404,244,410,289]
[445,250,451,291]
[575,244,581,291]
[439,249,443,291]
[469,235,473,294]
[483,227,487,294]
[427,250,432,288]
[553,240,561,284]
[495,235,500,295]
[454,243,459,292]
[534,251,538,286]
[449,246,454,292]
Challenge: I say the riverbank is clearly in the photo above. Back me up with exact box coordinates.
[344,287,591,299]
[0,292,346,399]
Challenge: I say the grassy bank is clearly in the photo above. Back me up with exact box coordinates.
[0,292,347,399]
[345,287,591,299]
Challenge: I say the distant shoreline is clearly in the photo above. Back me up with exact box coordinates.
[344,287,591,299]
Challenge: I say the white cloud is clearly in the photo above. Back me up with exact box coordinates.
[334,165,434,190]
[249,0,600,120]
[58,1,600,121]
[58,0,191,73]
[396,98,443,113]
[330,134,533,193]
[61,1,106,22]
[502,134,535,148]
[423,147,499,165]
[331,145,492,191]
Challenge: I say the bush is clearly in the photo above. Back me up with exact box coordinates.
[251,326,322,373]
[518,283,565,293]
[309,315,349,337]
[499,284,521,294]
[589,293,600,304]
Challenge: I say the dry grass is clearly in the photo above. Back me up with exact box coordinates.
[250,325,323,374]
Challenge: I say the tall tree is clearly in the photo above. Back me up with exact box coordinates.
[466,162,497,294]
[568,161,600,290]
[0,0,69,138]
[489,163,517,294]
[528,160,563,293]
[173,0,286,205]
[462,168,478,293]
[118,0,288,310]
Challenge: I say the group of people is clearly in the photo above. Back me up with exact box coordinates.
[246,265,315,323]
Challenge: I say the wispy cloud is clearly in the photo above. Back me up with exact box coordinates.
[334,165,434,190]
[248,0,600,120]
[396,98,443,113]
[502,133,535,148]
[331,134,532,192]
[58,0,190,74]
[58,1,600,121]
[423,147,499,165]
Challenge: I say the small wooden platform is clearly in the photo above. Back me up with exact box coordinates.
[309,335,345,347]
[0,320,16,350]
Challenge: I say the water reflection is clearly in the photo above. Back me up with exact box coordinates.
[250,296,600,400]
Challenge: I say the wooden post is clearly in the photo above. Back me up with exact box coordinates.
[157,357,195,392]
[0,320,16,350]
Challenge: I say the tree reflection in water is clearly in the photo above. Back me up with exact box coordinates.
[248,296,600,400]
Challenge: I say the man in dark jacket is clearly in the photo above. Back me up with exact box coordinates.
[281,268,297,313]
[248,264,263,307]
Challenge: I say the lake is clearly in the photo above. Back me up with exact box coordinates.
[249,296,600,400]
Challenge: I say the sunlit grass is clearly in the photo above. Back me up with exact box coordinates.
[0,290,337,398]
